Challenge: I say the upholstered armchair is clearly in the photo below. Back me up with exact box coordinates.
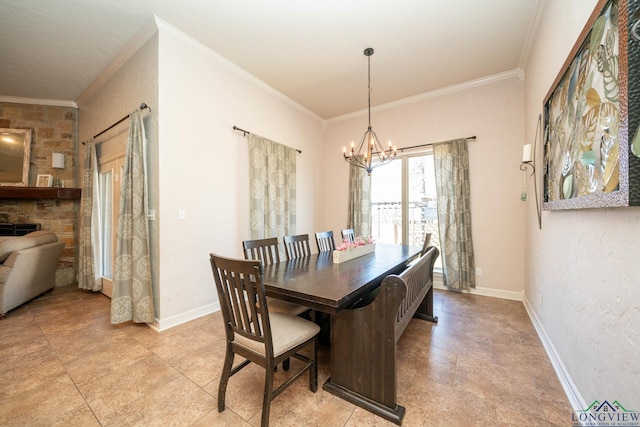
[0,231,65,319]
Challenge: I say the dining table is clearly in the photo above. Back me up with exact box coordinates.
[261,243,423,424]
[261,243,421,314]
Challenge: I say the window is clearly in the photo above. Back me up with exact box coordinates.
[98,157,124,298]
[371,152,441,268]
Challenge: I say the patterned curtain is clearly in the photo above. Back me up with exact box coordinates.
[433,138,476,290]
[248,134,296,239]
[77,138,102,291]
[111,109,155,324]
[347,157,371,239]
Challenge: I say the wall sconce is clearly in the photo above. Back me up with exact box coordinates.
[52,153,64,187]
[519,115,542,229]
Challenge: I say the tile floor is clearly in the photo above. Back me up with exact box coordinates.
[0,286,572,426]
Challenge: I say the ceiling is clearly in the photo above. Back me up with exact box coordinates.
[0,0,541,120]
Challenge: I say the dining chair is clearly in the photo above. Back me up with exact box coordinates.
[242,237,281,265]
[242,238,309,316]
[341,228,355,243]
[209,253,319,427]
[283,234,311,260]
[421,232,433,256]
[315,230,336,253]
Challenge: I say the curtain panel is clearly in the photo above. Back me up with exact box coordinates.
[248,134,296,239]
[347,158,372,239]
[434,138,476,290]
[77,139,102,291]
[111,109,155,324]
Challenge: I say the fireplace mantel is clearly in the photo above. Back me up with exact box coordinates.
[0,186,81,200]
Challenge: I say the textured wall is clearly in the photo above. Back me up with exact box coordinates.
[524,0,640,408]
[0,102,79,285]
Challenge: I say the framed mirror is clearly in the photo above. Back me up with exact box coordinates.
[0,128,31,186]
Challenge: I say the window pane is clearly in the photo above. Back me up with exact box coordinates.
[371,158,402,244]
[370,154,441,269]
[408,154,441,269]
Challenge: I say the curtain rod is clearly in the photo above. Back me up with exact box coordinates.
[372,135,477,155]
[233,125,302,154]
[82,103,150,145]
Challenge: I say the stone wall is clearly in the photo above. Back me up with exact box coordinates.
[0,102,79,286]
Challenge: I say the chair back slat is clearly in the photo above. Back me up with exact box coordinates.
[242,237,281,265]
[284,234,311,260]
[315,231,336,253]
[341,228,355,243]
[210,254,269,345]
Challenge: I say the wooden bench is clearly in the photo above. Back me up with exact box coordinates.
[324,246,439,425]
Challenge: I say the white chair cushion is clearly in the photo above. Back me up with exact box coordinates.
[234,312,320,357]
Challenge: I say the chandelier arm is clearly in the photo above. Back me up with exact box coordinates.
[344,131,371,169]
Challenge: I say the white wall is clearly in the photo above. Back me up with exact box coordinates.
[524,0,640,408]
[77,32,160,313]
[156,22,324,327]
[323,76,527,298]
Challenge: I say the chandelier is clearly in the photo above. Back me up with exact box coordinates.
[343,47,396,175]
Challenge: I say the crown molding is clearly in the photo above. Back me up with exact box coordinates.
[0,96,77,108]
[76,18,159,107]
[154,17,323,124]
[326,69,523,124]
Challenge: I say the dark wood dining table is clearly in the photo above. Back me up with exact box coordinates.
[261,243,421,314]
[261,243,422,424]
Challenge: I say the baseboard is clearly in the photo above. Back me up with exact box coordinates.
[433,279,523,301]
[522,294,586,412]
[153,301,221,332]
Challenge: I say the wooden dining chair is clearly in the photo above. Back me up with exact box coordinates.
[283,234,311,260]
[242,237,310,371]
[242,237,281,265]
[209,253,319,427]
[341,228,355,243]
[242,238,309,316]
[315,231,336,253]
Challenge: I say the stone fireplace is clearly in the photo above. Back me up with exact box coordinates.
[0,102,79,286]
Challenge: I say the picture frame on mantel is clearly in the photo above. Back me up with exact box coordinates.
[543,0,640,210]
[36,174,53,188]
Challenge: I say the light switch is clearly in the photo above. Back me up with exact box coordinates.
[178,209,186,220]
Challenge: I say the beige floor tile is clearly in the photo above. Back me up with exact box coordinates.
[99,374,216,427]
[0,286,573,426]
[169,339,228,386]
[78,354,184,420]
[0,346,67,399]
[64,337,153,386]
[0,374,94,426]
[191,407,252,426]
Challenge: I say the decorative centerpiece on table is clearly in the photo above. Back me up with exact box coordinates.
[333,236,376,264]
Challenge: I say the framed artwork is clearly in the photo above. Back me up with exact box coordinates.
[543,0,640,209]
[36,174,53,187]
[0,128,31,186]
